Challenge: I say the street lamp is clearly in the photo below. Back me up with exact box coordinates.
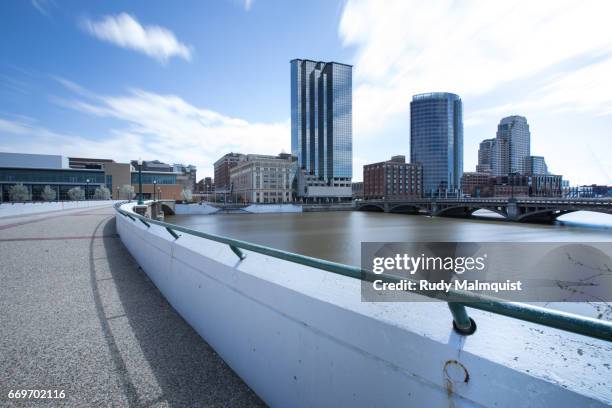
[509,172,519,200]
[116,186,120,200]
[86,179,90,200]
[157,187,161,201]
[153,179,157,202]
[137,158,144,205]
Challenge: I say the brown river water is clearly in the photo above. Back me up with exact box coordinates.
[167,210,612,267]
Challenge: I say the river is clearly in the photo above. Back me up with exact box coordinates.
[166,210,612,267]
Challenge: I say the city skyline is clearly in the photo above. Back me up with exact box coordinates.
[1,1,611,185]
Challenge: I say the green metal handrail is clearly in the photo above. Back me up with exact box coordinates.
[114,202,612,342]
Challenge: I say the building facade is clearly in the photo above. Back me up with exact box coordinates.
[196,177,214,194]
[351,182,363,199]
[214,153,245,193]
[363,156,422,199]
[173,163,197,192]
[291,59,352,199]
[130,160,173,173]
[476,138,495,174]
[524,155,548,175]
[0,152,185,201]
[459,172,562,198]
[68,157,115,170]
[229,153,296,203]
[492,115,531,176]
[460,172,492,197]
[410,92,463,195]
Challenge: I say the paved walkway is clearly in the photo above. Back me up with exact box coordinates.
[0,205,264,407]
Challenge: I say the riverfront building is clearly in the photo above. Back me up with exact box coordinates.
[460,171,563,198]
[229,153,296,203]
[461,172,493,197]
[0,152,185,201]
[290,59,352,200]
[492,115,531,176]
[363,156,422,200]
[410,92,463,195]
[214,153,245,193]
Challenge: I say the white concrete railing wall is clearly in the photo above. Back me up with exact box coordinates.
[116,203,612,408]
[0,200,117,218]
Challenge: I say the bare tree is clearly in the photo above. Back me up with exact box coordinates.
[180,188,193,203]
[67,187,85,201]
[93,185,111,200]
[118,184,135,200]
[41,185,57,201]
[9,184,29,202]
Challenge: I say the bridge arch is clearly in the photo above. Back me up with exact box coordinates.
[160,203,175,215]
[358,204,385,212]
[518,208,612,222]
[389,204,423,214]
[435,205,509,219]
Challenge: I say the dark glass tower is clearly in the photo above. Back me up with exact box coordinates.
[410,92,463,194]
[290,59,352,183]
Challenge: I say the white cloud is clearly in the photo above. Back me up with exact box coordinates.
[244,0,254,11]
[1,80,289,177]
[339,0,612,135]
[81,13,192,63]
[465,56,612,125]
[31,0,54,16]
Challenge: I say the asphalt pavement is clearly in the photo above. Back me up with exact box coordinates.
[0,205,264,407]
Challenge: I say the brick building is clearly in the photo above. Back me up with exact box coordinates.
[363,156,422,199]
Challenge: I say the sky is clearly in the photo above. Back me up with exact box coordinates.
[0,0,611,185]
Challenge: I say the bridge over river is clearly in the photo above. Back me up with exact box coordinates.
[356,197,612,222]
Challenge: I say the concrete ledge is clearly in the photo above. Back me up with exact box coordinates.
[244,204,303,213]
[175,203,219,215]
[116,202,612,407]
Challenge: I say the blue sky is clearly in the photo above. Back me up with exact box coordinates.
[1,0,611,185]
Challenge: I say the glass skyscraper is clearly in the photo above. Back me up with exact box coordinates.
[410,92,463,194]
[290,59,352,185]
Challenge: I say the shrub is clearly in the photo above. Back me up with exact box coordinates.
[9,184,29,202]
[93,185,111,200]
[67,187,85,201]
[118,184,135,200]
[41,185,57,201]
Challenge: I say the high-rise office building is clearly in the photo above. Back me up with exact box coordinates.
[410,92,463,194]
[476,138,496,174]
[492,115,530,176]
[290,59,352,200]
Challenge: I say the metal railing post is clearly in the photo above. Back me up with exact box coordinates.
[230,245,246,260]
[448,302,476,335]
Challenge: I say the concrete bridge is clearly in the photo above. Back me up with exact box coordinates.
[134,199,176,219]
[356,197,612,222]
